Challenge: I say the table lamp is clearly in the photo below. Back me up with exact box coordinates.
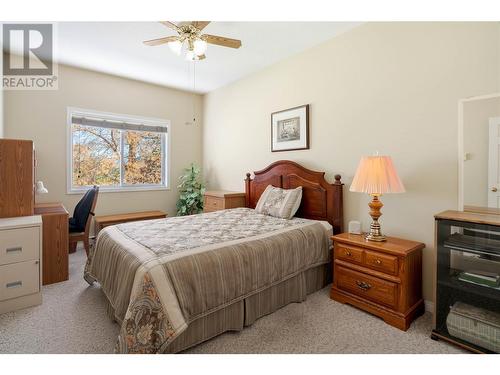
[350,155,405,242]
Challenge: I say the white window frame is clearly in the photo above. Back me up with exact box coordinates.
[67,107,171,194]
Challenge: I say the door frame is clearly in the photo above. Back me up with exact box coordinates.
[458,92,500,211]
[488,117,500,207]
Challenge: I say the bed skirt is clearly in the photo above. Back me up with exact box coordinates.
[169,263,328,353]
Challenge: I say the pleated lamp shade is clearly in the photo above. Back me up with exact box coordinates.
[350,156,405,194]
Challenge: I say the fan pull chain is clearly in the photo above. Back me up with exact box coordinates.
[192,61,196,124]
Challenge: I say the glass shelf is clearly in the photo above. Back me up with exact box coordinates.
[437,275,500,303]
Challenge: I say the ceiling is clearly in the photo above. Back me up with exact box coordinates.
[7,22,361,93]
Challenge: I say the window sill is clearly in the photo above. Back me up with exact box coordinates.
[66,185,171,195]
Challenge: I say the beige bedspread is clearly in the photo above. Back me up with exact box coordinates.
[84,208,331,353]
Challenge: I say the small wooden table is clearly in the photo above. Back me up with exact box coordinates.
[34,203,69,285]
[94,210,167,235]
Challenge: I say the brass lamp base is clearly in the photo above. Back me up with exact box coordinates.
[365,194,387,242]
[365,232,387,242]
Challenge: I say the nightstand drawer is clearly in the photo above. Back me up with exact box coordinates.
[364,250,398,275]
[336,266,398,309]
[0,226,40,266]
[335,244,363,264]
[0,261,40,301]
[204,196,224,211]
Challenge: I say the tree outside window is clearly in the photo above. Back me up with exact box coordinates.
[69,109,168,192]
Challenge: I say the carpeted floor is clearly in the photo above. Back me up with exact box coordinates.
[0,247,464,354]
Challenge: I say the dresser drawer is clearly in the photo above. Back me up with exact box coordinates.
[364,249,399,275]
[0,226,40,266]
[0,261,40,301]
[204,196,224,212]
[336,266,398,309]
[335,244,364,265]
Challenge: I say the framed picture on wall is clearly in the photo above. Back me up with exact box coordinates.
[271,104,309,152]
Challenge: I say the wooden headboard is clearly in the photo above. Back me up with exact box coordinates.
[245,160,344,234]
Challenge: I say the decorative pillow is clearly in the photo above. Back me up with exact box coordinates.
[255,185,303,219]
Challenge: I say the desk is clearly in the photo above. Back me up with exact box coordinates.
[94,210,167,235]
[34,203,69,285]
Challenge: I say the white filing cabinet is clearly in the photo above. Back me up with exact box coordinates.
[0,215,42,314]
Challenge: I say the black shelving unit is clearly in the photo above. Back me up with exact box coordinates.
[432,216,500,353]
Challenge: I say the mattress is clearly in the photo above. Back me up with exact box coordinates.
[84,207,332,353]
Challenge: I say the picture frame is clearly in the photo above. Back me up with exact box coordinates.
[271,104,309,152]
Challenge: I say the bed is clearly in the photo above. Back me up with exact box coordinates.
[84,160,343,353]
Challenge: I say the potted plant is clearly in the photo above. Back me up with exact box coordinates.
[176,163,205,216]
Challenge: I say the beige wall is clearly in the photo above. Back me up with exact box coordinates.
[203,22,500,302]
[4,63,203,217]
[463,97,500,207]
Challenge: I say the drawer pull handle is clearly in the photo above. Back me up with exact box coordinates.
[356,280,372,291]
[6,281,22,289]
[374,259,382,265]
[345,250,352,257]
[6,247,22,253]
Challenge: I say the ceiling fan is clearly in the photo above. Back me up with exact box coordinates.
[143,21,242,61]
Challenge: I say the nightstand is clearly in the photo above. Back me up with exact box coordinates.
[203,190,246,213]
[330,233,425,331]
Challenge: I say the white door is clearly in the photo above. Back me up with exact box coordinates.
[488,117,500,207]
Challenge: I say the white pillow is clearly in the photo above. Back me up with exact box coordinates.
[255,185,303,219]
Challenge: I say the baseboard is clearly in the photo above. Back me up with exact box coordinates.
[424,300,434,313]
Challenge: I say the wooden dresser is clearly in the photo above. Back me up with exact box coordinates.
[0,215,43,314]
[330,233,425,331]
[203,190,246,213]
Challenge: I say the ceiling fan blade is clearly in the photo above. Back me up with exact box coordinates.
[203,34,242,49]
[191,21,210,31]
[159,21,180,32]
[143,36,179,46]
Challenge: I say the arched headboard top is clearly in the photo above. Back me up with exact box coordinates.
[244,160,344,234]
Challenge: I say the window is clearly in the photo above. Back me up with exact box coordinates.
[67,108,169,193]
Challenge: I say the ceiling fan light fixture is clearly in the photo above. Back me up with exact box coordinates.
[193,39,207,55]
[185,50,195,61]
[168,40,182,55]
[144,21,242,62]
